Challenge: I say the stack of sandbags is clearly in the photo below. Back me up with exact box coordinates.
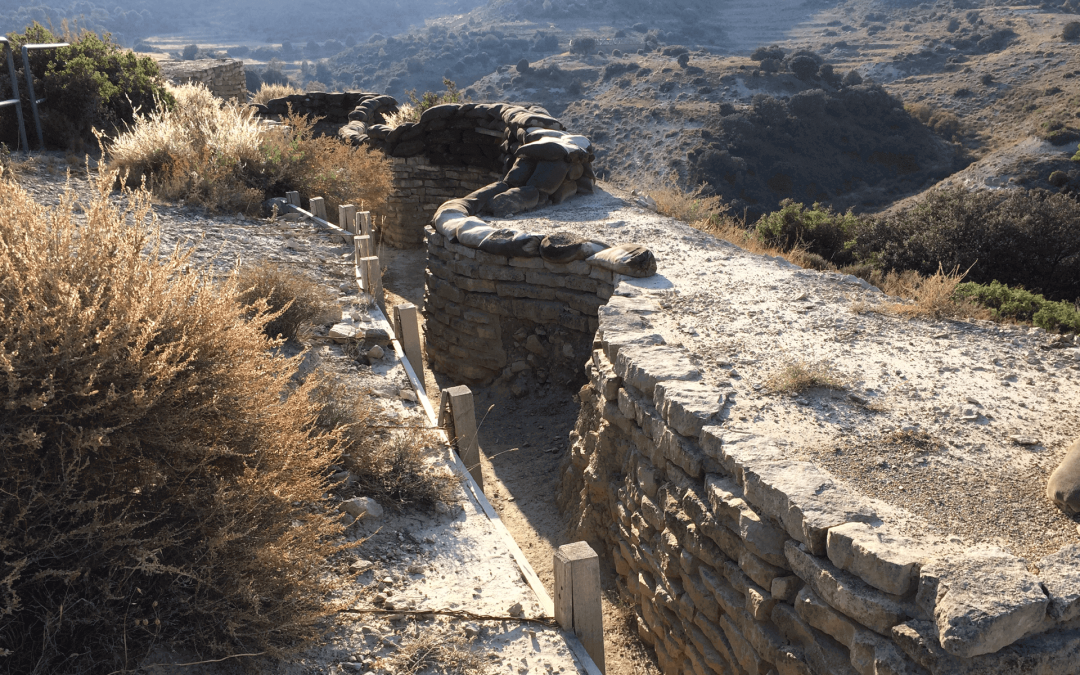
[252,91,391,124]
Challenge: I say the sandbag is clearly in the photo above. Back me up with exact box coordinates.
[525,128,591,151]
[504,157,536,187]
[540,232,589,263]
[515,138,568,162]
[478,229,542,257]
[566,162,585,181]
[587,243,657,278]
[527,160,571,195]
[452,217,496,247]
[581,240,609,257]
[462,181,511,214]
[433,207,469,238]
[549,178,580,205]
[419,103,460,124]
[490,186,541,217]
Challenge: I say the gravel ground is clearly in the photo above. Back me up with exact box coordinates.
[497,182,1080,565]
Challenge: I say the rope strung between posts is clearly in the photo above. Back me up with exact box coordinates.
[339,607,558,628]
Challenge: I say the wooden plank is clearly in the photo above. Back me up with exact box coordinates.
[446,385,483,490]
[339,204,357,234]
[395,303,424,386]
[360,256,383,309]
[555,542,605,673]
[355,234,372,259]
[357,211,372,237]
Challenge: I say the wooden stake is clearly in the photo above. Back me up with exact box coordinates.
[554,542,605,673]
[357,211,373,237]
[444,385,482,489]
[355,234,373,259]
[360,255,383,308]
[285,191,301,206]
[394,303,424,387]
[309,197,327,222]
[339,204,358,233]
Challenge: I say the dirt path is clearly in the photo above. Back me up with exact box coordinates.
[381,245,659,675]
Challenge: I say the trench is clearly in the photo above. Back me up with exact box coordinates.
[381,246,659,675]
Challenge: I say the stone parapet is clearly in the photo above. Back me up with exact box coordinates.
[556,279,1080,675]
[158,58,245,101]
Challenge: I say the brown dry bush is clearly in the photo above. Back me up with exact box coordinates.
[105,83,391,216]
[251,82,304,106]
[236,261,337,340]
[843,264,989,321]
[766,359,846,394]
[0,172,351,674]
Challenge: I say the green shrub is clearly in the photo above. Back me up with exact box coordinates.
[857,188,1080,302]
[2,23,174,148]
[406,78,462,117]
[754,199,865,265]
[955,280,1080,332]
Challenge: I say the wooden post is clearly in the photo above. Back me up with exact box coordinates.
[394,303,424,387]
[309,196,327,221]
[360,256,383,308]
[285,191,301,206]
[357,211,373,237]
[339,204,358,233]
[443,385,482,489]
[554,542,605,673]
[355,234,373,259]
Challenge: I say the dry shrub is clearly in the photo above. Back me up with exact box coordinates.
[236,261,337,340]
[309,377,457,510]
[906,102,963,141]
[385,103,418,128]
[766,359,846,394]
[647,178,816,266]
[0,172,350,674]
[105,83,391,216]
[251,82,303,106]
[382,627,490,675]
[847,264,988,321]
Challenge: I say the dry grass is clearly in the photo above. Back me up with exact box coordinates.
[648,179,996,324]
[381,627,491,675]
[0,171,354,674]
[236,261,337,340]
[845,264,990,321]
[309,377,457,511]
[385,103,419,128]
[251,82,303,106]
[766,359,846,395]
[105,83,391,216]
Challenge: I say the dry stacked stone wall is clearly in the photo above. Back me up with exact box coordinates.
[158,58,245,100]
[384,157,502,248]
[424,226,614,387]
[556,285,1080,675]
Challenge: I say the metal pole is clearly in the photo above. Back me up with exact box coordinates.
[0,38,28,153]
[20,43,68,150]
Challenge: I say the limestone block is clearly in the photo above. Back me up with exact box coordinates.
[655,380,726,438]
[1038,544,1080,622]
[700,516,749,565]
[660,427,719,478]
[746,584,777,622]
[771,603,861,675]
[827,522,947,597]
[556,288,606,315]
[772,575,804,604]
[525,269,567,288]
[684,567,722,623]
[641,493,666,531]
[693,613,742,675]
[477,264,525,281]
[592,350,622,401]
[508,256,546,268]
[700,428,784,482]
[795,586,860,648]
[602,328,666,363]
[700,565,745,618]
[720,614,771,675]
[785,541,909,636]
[706,474,789,567]
[637,458,658,498]
[740,549,787,589]
[688,624,733,675]
[916,545,1049,658]
[742,459,881,556]
[495,280,557,300]
[614,344,701,399]
[511,298,563,322]
[892,619,1080,675]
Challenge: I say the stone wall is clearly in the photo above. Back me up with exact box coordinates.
[556,283,1080,675]
[158,59,245,100]
[384,158,502,248]
[424,227,614,387]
